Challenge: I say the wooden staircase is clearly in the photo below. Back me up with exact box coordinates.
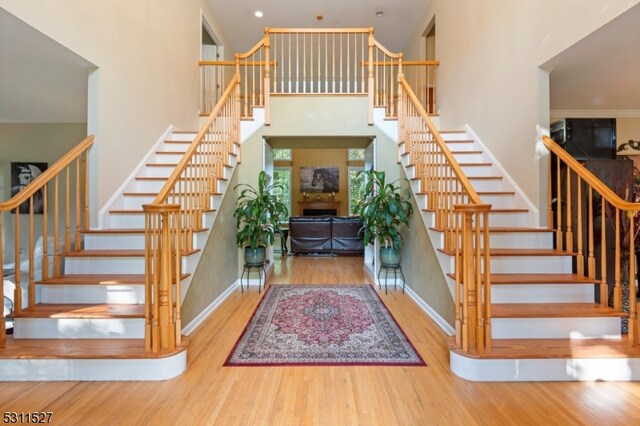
[398,128,640,381]
[2,129,239,381]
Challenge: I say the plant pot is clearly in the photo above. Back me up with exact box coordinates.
[244,246,266,265]
[380,246,401,266]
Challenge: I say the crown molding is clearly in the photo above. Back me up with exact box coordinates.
[550,109,640,118]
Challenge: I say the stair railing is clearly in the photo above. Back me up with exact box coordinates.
[0,135,94,347]
[542,135,639,344]
[142,74,240,353]
[199,28,439,126]
[398,76,492,354]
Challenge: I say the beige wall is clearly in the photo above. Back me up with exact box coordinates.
[0,1,230,210]
[406,0,640,218]
[617,117,640,153]
[181,170,239,326]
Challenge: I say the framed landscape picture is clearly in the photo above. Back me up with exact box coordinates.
[300,167,339,193]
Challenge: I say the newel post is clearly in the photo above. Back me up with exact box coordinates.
[263,28,271,125]
[367,28,375,125]
[454,203,492,354]
[143,203,180,352]
[396,54,404,163]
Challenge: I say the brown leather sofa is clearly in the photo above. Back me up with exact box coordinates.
[288,216,364,255]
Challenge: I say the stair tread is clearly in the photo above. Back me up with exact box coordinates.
[146,162,232,168]
[411,175,502,181]
[65,248,199,257]
[12,303,145,319]
[417,191,515,196]
[424,207,528,213]
[134,176,229,181]
[109,208,216,214]
[492,303,626,318]
[37,273,189,285]
[450,336,640,359]
[430,226,550,233]
[0,336,188,359]
[439,248,574,256]
[446,272,599,284]
[122,192,223,197]
[82,227,208,234]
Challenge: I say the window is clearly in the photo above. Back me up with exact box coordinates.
[348,148,365,161]
[273,167,292,220]
[273,149,292,161]
[348,167,365,215]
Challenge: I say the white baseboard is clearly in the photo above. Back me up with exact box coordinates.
[182,280,240,335]
[404,285,455,336]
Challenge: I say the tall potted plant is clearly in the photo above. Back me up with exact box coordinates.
[355,170,414,266]
[234,170,289,264]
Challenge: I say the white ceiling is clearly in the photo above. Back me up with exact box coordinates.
[545,3,640,112]
[0,8,94,123]
[204,0,432,54]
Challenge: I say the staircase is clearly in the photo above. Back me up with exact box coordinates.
[1,127,240,381]
[397,127,640,381]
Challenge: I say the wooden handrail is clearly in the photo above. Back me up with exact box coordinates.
[399,78,482,205]
[372,39,401,59]
[153,74,239,205]
[199,60,277,67]
[0,136,94,211]
[267,28,372,34]
[542,136,637,211]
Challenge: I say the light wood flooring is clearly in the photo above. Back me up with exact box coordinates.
[2,255,640,425]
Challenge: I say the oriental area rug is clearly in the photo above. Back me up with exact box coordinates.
[224,285,426,366]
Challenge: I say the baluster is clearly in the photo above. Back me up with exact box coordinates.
[14,205,21,312]
[367,28,374,124]
[556,157,563,251]
[565,166,573,251]
[482,209,492,351]
[600,201,608,306]
[0,214,4,346]
[588,187,596,278]
[28,198,35,307]
[576,176,584,276]
[264,29,271,125]
[614,208,621,310]
[628,210,638,344]
[454,210,462,347]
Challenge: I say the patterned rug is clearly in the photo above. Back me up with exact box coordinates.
[224,285,426,366]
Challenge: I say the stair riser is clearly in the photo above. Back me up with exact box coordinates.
[491,284,595,303]
[441,132,470,141]
[40,285,145,304]
[487,212,530,227]
[122,195,155,210]
[84,232,205,251]
[65,257,145,274]
[452,153,486,163]
[109,213,146,228]
[443,141,476,151]
[127,180,166,193]
[167,132,197,141]
[491,317,621,339]
[487,232,553,249]
[13,318,145,339]
[489,256,572,274]
[156,143,189,153]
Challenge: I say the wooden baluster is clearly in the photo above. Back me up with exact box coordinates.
[556,157,563,251]
[13,207,21,313]
[28,198,35,308]
[600,201,608,306]
[144,212,153,351]
[565,166,573,251]
[65,167,71,252]
[547,149,554,229]
[628,210,637,345]
[0,213,4,346]
[459,207,476,352]
[174,211,182,346]
[367,28,374,124]
[75,157,81,251]
[613,208,621,311]
[264,29,271,125]
[54,176,60,277]
[588,187,596,278]
[576,176,584,276]
[474,209,484,353]
[83,152,90,231]
[454,210,461,348]
[42,185,49,281]
[482,210,492,351]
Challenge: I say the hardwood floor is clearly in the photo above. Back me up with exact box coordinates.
[2,255,640,425]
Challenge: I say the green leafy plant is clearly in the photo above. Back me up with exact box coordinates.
[234,171,289,249]
[355,170,413,249]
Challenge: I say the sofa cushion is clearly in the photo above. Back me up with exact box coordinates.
[289,216,332,253]
[331,216,364,255]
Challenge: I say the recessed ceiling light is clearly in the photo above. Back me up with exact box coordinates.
[255,11,264,18]
[375,11,384,17]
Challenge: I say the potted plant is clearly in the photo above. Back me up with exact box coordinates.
[234,170,289,264]
[355,170,414,266]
